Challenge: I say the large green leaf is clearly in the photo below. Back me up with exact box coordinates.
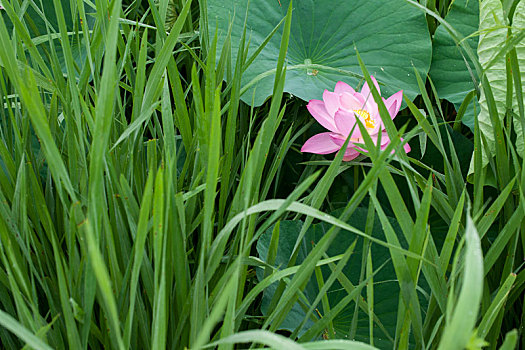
[511,0,525,154]
[208,0,432,106]
[475,0,525,169]
[256,208,424,349]
[428,0,479,129]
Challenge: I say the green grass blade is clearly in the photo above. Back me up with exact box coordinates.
[203,330,305,350]
[0,309,53,350]
[498,329,518,350]
[477,273,516,339]
[437,214,483,350]
[123,170,154,348]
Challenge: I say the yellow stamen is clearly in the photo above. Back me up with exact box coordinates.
[354,109,375,129]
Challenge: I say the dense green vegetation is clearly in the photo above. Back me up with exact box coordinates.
[0,0,524,349]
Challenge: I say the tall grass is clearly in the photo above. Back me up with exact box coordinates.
[0,0,523,349]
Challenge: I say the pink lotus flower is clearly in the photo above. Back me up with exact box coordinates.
[301,77,411,161]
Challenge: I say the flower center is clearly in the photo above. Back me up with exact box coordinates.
[354,109,375,129]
